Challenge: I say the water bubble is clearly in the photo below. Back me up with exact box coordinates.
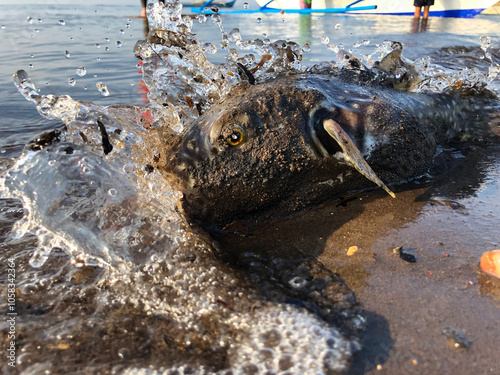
[68,78,76,86]
[301,43,311,53]
[108,188,117,197]
[321,35,330,45]
[289,276,307,288]
[197,14,207,23]
[335,23,341,30]
[244,2,249,9]
[27,16,33,24]
[95,43,101,48]
[76,67,87,77]
[58,20,65,26]
[64,50,70,58]
[96,82,110,96]
[116,41,122,48]
[119,29,125,35]
[202,42,217,55]
[256,17,262,24]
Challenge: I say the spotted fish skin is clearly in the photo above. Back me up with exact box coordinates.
[160,73,475,233]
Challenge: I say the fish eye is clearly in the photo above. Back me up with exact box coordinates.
[225,125,246,147]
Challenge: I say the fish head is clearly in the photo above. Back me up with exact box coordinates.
[162,78,395,232]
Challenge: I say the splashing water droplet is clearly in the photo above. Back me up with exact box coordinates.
[30,54,34,58]
[256,17,262,24]
[68,78,76,86]
[202,42,217,55]
[76,67,87,77]
[480,35,492,60]
[480,35,491,50]
[105,37,110,42]
[96,82,110,96]
[211,5,219,13]
[321,35,330,45]
[116,41,122,48]
[105,47,109,52]
[108,188,117,197]
[301,43,311,53]
[64,50,71,59]
[95,43,101,48]
[197,14,207,23]
[335,24,341,30]
[27,16,33,24]
[28,63,33,69]
[1,25,5,30]
[244,2,249,9]
[58,20,65,26]
[119,29,125,35]
[38,18,42,23]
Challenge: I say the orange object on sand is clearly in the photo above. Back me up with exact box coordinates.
[480,250,500,279]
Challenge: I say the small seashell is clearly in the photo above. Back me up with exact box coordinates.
[480,249,500,279]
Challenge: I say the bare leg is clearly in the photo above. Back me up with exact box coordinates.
[414,6,422,18]
[423,5,430,19]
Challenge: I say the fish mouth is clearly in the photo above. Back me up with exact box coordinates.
[311,109,344,157]
[311,108,396,198]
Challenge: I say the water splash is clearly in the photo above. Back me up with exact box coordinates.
[4,2,499,374]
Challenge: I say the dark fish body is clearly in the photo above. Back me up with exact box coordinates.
[161,72,481,232]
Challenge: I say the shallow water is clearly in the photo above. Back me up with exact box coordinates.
[1,2,500,374]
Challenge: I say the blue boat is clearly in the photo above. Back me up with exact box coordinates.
[191,0,498,18]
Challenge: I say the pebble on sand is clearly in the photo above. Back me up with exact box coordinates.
[347,246,358,256]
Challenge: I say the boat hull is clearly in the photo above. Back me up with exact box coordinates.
[254,0,498,17]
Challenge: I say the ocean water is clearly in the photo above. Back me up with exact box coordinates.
[0,2,499,374]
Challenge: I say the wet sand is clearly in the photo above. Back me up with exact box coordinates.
[217,143,500,374]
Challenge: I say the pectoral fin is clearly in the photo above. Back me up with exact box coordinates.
[323,119,396,198]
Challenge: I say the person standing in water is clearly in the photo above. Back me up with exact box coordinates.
[414,0,434,19]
